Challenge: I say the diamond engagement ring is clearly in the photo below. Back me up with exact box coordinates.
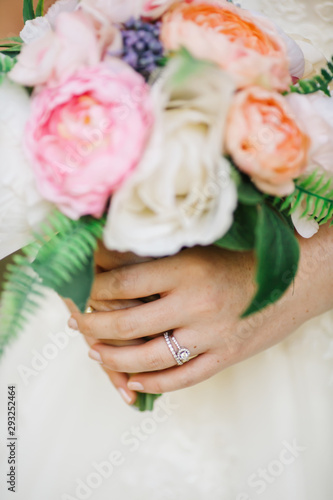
[164,332,191,366]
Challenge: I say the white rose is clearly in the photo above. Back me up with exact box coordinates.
[0,78,51,259]
[20,0,79,44]
[104,56,237,257]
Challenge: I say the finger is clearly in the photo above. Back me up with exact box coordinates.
[126,353,219,394]
[94,241,151,271]
[88,298,142,313]
[84,334,137,405]
[88,330,203,373]
[90,257,177,301]
[87,297,142,339]
[71,296,183,340]
[62,298,80,315]
[102,368,138,406]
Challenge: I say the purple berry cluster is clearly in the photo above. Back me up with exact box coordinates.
[121,18,164,80]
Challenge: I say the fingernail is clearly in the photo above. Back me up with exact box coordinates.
[118,388,132,405]
[68,317,79,331]
[88,349,102,364]
[128,381,144,392]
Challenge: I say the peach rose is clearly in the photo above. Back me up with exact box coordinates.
[161,0,291,90]
[225,87,310,196]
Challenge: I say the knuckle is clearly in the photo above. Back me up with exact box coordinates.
[93,284,111,302]
[103,354,121,372]
[110,268,137,296]
[114,312,137,338]
[144,349,164,371]
[78,315,95,336]
[192,292,220,318]
[178,370,193,389]
[151,378,166,394]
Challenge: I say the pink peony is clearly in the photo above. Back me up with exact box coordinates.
[161,0,292,90]
[225,86,310,196]
[25,62,154,219]
[141,0,175,18]
[80,0,174,23]
[10,10,120,88]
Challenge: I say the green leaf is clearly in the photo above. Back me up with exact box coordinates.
[170,47,214,86]
[273,169,333,225]
[0,46,22,53]
[237,176,264,206]
[0,54,17,75]
[0,212,106,355]
[0,266,42,357]
[0,37,23,58]
[134,393,162,412]
[242,203,300,317]
[288,56,333,97]
[216,204,258,251]
[23,0,35,23]
[51,254,95,312]
[0,37,23,43]
[35,0,45,17]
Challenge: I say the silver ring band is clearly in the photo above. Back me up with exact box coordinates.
[164,332,191,366]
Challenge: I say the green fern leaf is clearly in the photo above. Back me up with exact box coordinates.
[0,212,105,356]
[288,56,333,97]
[274,170,333,226]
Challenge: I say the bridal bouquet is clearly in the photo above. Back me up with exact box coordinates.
[0,0,333,408]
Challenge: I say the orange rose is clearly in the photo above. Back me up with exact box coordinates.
[225,87,310,196]
[161,0,291,90]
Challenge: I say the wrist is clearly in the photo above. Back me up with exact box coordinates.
[294,223,333,319]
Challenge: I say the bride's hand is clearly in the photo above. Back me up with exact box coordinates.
[67,243,151,405]
[70,227,333,398]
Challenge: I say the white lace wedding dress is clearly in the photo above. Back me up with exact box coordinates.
[1,1,333,499]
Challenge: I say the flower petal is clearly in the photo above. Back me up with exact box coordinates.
[291,205,319,239]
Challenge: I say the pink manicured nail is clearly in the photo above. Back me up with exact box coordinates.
[88,349,102,363]
[68,317,79,331]
[128,381,144,392]
[118,388,132,405]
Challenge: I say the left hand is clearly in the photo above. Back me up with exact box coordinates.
[69,240,328,397]
[66,242,151,406]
